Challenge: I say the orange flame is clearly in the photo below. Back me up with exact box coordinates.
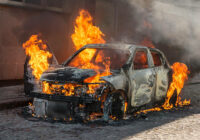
[41,9,110,95]
[71,9,111,86]
[136,107,162,114]
[42,81,75,96]
[70,9,106,70]
[71,9,105,50]
[23,35,52,79]
[162,62,190,109]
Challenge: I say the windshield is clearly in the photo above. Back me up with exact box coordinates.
[67,48,130,70]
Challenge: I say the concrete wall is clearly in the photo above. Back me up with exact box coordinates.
[0,7,26,80]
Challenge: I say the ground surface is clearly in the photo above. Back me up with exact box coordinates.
[0,74,200,140]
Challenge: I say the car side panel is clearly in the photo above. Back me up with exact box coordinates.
[149,49,170,102]
[128,48,156,107]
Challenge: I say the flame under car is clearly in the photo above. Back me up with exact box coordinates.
[28,44,172,121]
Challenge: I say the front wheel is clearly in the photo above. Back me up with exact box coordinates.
[103,92,127,121]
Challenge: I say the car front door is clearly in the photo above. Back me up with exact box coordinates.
[129,48,156,107]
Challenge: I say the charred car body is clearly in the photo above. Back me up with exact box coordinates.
[26,44,172,121]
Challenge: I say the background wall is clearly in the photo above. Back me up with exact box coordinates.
[0,0,95,80]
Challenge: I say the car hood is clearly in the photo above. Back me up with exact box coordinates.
[40,66,97,83]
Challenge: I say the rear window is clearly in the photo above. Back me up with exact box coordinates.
[151,51,162,67]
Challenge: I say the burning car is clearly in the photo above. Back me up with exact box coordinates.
[26,43,172,121]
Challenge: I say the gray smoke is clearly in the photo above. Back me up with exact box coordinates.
[118,0,200,75]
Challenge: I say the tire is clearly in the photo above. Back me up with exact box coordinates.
[103,92,126,121]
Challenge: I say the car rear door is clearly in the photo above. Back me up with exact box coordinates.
[129,48,156,107]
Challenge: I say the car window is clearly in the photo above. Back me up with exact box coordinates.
[67,48,130,70]
[151,51,162,67]
[94,49,130,69]
[133,50,149,70]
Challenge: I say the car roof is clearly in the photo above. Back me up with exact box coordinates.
[62,43,167,66]
[83,43,149,51]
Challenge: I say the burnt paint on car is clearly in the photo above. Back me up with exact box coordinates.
[28,43,171,119]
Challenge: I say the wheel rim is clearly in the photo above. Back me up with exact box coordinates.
[103,92,126,120]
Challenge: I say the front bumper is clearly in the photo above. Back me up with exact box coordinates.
[29,91,97,103]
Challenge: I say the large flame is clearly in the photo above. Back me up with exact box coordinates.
[70,9,106,70]
[41,9,110,95]
[162,62,190,109]
[71,9,111,86]
[23,35,52,79]
[71,9,105,50]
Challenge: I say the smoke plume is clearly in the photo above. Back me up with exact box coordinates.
[118,0,200,76]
